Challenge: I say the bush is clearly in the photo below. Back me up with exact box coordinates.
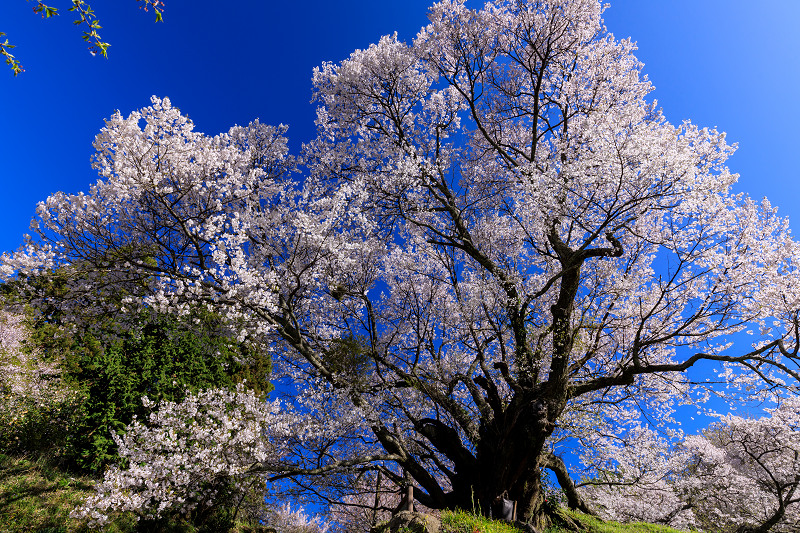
[61,315,271,473]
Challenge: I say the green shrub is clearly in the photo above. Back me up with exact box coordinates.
[0,391,84,458]
[62,316,271,473]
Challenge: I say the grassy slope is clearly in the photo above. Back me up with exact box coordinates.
[556,510,686,533]
[440,508,686,533]
[441,509,526,532]
[0,452,112,533]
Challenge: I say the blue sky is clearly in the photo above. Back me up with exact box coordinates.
[2,0,799,258]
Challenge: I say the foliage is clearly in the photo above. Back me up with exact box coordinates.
[62,314,271,473]
[3,0,165,75]
[323,335,372,391]
[0,31,23,75]
[2,266,272,473]
[5,0,800,527]
[541,471,567,515]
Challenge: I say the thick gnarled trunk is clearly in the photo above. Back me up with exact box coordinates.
[437,397,557,525]
[406,382,594,526]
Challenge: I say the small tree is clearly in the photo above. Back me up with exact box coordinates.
[71,386,287,528]
[0,308,81,455]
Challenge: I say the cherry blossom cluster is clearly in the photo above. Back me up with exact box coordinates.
[266,503,331,533]
[71,385,289,527]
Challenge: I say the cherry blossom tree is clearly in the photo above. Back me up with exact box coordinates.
[0,309,61,406]
[71,386,288,528]
[577,425,697,529]
[327,473,402,532]
[266,503,332,533]
[0,307,80,453]
[680,400,800,533]
[5,0,800,526]
[577,399,800,533]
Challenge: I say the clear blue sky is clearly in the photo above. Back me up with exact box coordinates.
[2,0,799,258]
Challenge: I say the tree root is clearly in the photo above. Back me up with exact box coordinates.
[512,507,592,533]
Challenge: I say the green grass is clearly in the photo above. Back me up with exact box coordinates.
[0,452,273,533]
[553,510,686,533]
[0,452,127,533]
[439,508,687,533]
[441,508,527,532]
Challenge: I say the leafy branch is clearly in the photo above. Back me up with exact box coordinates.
[3,0,165,75]
[0,33,24,76]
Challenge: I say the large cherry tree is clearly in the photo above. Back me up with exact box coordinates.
[4,0,800,525]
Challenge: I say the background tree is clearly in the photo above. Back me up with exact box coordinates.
[576,425,697,528]
[680,401,800,533]
[5,0,800,528]
[2,0,165,75]
[2,260,272,473]
[578,399,800,533]
[63,312,271,473]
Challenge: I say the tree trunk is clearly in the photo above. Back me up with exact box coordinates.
[540,452,594,515]
[443,396,558,527]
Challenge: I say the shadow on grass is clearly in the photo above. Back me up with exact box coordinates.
[0,452,97,533]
